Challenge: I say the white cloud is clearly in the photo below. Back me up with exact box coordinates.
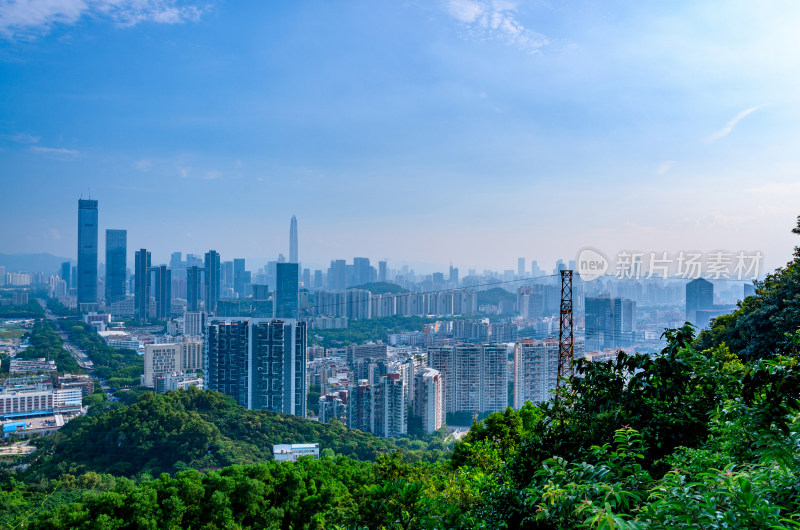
[656,160,675,176]
[3,132,40,143]
[707,104,768,143]
[135,158,152,171]
[444,0,548,52]
[0,0,206,38]
[30,145,79,159]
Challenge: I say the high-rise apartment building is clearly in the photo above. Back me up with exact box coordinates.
[134,249,151,323]
[205,318,306,416]
[105,229,127,304]
[414,367,444,433]
[428,343,507,416]
[289,215,298,263]
[513,338,559,407]
[275,262,299,319]
[77,199,98,311]
[205,250,221,315]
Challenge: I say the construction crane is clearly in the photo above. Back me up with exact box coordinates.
[557,269,574,388]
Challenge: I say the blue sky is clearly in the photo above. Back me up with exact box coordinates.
[1,0,800,274]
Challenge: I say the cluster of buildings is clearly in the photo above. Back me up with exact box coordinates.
[312,289,478,320]
[0,373,93,421]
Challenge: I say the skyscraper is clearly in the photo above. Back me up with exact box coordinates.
[233,258,246,298]
[205,250,221,315]
[353,257,372,287]
[379,261,388,282]
[204,318,306,416]
[105,229,127,305]
[186,265,201,312]
[170,252,183,270]
[289,215,298,263]
[328,260,347,290]
[585,296,636,351]
[60,261,71,288]
[154,265,172,320]
[77,199,98,311]
[275,262,299,319]
[518,258,526,277]
[134,249,151,323]
[686,278,714,324]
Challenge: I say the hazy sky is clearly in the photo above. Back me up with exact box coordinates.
[1,0,800,274]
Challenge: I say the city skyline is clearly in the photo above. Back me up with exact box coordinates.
[1,2,799,272]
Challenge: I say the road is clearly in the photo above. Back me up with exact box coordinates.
[37,298,114,400]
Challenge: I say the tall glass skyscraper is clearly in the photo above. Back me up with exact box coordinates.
[275,262,299,319]
[205,250,221,315]
[289,215,298,263]
[77,199,98,311]
[186,265,201,312]
[60,261,71,288]
[105,229,127,305]
[154,265,172,320]
[135,249,151,323]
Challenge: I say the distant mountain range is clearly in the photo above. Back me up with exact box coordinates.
[0,253,72,274]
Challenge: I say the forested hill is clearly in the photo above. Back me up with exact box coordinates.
[696,215,800,359]
[24,388,421,479]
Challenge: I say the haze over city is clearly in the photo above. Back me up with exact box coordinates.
[2,1,800,271]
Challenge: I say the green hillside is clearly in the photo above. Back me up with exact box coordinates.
[476,286,516,306]
[349,282,409,294]
[25,388,419,480]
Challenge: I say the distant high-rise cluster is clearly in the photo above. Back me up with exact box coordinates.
[584,295,637,352]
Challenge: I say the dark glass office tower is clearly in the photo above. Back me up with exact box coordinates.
[275,262,299,319]
[105,229,127,305]
[289,215,298,263]
[154,265,172,320]
[205,250,221,315]
[686,278,714,324]
[60,261,71,287]
[77,199,98,311]
[135,249,151,323]
[186,265,201,312]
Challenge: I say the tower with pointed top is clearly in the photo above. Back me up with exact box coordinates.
[289,215,298,264]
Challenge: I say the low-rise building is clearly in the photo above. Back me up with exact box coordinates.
[273,443,320,462]
[10,358,57,374]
